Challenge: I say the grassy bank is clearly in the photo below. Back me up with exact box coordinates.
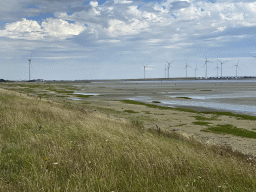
[0,88,256,191]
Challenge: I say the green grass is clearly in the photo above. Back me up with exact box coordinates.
[54,90,74,94]
[192,115,219,121]
[121,100,170,110]
[193,121,212,126]
[123,110,139,113]
[0,88,256,191]
[202,124,256,138]
[75,94,93,98]
[176,97,191,99]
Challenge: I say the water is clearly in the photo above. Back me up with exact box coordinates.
[74,79,256,116]
[73,92,100,96]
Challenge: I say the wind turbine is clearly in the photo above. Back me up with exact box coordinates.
[165,60,174,78]
[164,66,167,78]
[203,56,212,79]
[215,61,220,78]
[184,60,191,78]
[194,64,199,78]
[27,53,32,81]
[143,64,148,79]
[234,60,240,78]
[217,59,228,78]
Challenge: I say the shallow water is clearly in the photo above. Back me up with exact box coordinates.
[73,92,100,96]
[74,79,256,116]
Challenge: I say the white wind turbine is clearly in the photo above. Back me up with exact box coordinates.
[165,60,174,78]
[184,60,191,78]
[143,64,148,79]
[164,66,167,78]
[215,61,220,78]
[194,64,199,78]
[234,60,240,78]
[217,59,228,78]
[27,53,32,81]
[203,56,212,79]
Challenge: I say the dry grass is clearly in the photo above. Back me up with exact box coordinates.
[0,88,256,191]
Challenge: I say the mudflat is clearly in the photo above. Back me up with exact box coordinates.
[70,80,256,156]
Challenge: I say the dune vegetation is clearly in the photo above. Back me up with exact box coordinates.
[0,87,256,191]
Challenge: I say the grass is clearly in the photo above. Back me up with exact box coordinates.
[0,88,256,191]
[121,100,174,110]
[176,97,191,99]
[75,94,93,98]
[123,110,139,113]
[54,90,74,94]
[202,124,256,139]
[192,115,219,121]
[193,121,212,126]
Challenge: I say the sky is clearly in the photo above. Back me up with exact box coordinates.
[1,0,256,80]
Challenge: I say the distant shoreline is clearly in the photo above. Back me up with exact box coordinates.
[3,75,256,83]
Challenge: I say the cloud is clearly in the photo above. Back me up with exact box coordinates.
[114,0,133,4]
[42,18,85,38]
[0,18,86,40]
[106,19,149,36]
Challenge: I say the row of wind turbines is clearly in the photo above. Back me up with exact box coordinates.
[165,57,241,79]
[142,56,242,79]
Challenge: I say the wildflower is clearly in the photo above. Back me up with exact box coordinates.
[45,157,50,162]
[99,179,102,181]
[53,162,58,165]
[88,161,91,164]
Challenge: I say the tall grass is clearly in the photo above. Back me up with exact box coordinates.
[0,88,255,191]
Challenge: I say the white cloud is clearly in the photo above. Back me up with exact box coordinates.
[0,18,86,40]
[42,18,85,38]
[106,19,149,36]
[0,18,44,40]
[146,39,163,43]
[127,6,142,17]
[89,1,98,8]
[114,0,133,4]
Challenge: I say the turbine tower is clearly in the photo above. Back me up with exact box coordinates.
[184,60,190,78]
[203,56,212,79]
[234,60,240,78]
[27,53,32,81]
[217,59,228,78]
[215,62,220,78]
[143,64,148,79]
[165,60,174,78]
[194,64,199,78]
[164,66,167,78]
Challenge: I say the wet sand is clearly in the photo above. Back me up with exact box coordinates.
[70,80,256,157]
